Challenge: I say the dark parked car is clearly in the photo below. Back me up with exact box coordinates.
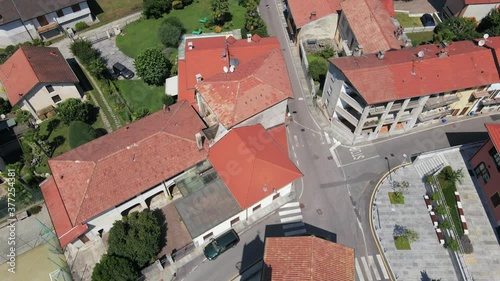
[420,14,436,27]
[112,62,134,79]
[203,229,240,260]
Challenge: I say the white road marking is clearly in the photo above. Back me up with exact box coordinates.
[282,202,300,208]
[293,135,299,147]
[280,215,303,223]
[324,132,332,144]
[341,155,380,167]
[298,97,304,101]
[368,255,381,280]
[279,209,302,216]
[284,228,307,236]
[329,146,341,167]
[355,259,366,281]
[293,151,297,159]
[282,222,305,230]
[361,256,373,281]
[376,254,389,279]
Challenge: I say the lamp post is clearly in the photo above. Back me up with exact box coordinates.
[384,156,393,184]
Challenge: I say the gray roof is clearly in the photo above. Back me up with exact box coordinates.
[0,0,86,25]
[174,175,242,239]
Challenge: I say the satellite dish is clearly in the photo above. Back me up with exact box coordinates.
[417,51,425,58]
[0,114,5,120]
[223,66,228,73]
[229,65,235,72]
[478,39,486,47]
[484,33,489,39]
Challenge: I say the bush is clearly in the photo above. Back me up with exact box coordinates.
[308,57,328,82]
[316,46,335,60]
[162,95,175,106]
[439,220,452,230]
[70,39,99,65]
[435,204,446,215]
[57,98,93,125]
[69,121,97,148]
[92,254,140,281]
[118,109,132,122]
[0,98,12,115]
[134,48,171,86]
[447,238,460,251]
[143,0,172,19]
[133,108,150,120]
[29,205,42,215]
[15,110,31,124]
[75,21,90,32]
[214,25,222,33]
[158,22,182,47]
[163,17,185,33]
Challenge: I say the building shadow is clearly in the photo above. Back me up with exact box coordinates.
[67,58,94,92]
[264,222,337,242]
[87,0,104,18]
[238,233,265,275]
[445,132,489,147]
[427,0,447,12]
[152,209,168,249]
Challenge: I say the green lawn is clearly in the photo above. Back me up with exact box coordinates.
[90,0,142,23]
[437,167,464,237]
[394,236,411,250]
[115,80,165,113]
[395,12,423,27]
[407,31,434,46]
[388,192,405,204]
[116,0,246,58]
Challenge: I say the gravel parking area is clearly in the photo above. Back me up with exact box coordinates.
[93,37,136,76]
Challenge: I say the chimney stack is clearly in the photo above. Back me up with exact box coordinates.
[353,45,363,57]
[195,133,203,150]
[377,50,385,60]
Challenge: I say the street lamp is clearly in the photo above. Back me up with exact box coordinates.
[384,156,393,184]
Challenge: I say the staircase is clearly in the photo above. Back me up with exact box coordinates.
[413,154,449,178]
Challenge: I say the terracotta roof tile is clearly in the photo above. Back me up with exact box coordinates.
[262,236,355,281]
[331,40,500,104]
[267,125,288,153]
[0,46,79,105]
[287,0,341,28]
[46,101,208,226]
[486,124,500,151]
[208,124,302,209]
[465,0,500,4]
[340,0,402,54]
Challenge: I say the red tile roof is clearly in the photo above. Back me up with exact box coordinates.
[267,125,288,153]
[340,0,402,54]
[331,40,500,104]
[465,0,500,4]
[208,124,302,209]
[40,177,88,248]
[262,236,355,281]
[0,46,79,106]
[381,0,396,17]
[287,0,341,28]
[486,124,500,151]
[43,101,208,228]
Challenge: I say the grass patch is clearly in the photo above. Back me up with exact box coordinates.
[90,0,143,23]
[394,236,411,250]
[388,192,405,204]
[437,167,464,237]
[115,80,165,113]
[407,31,434,46]
[116,0,246,58]
[395,12,423,27]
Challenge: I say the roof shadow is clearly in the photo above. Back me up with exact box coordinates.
[445,132,489,147]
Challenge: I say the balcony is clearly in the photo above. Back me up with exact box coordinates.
[418,108,452,122]
[339,91,363,113]
[481,98,500,106]
[424,95,459,111]
[406,100,421,109]
[37,22,59,33]
[335,106,359,126]
[369,105,387,115]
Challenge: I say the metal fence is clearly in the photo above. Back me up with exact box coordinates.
[76,13,142,44]
[404,26,436,33]
[171,242,196,262]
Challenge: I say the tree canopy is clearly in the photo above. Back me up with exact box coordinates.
[143,0,172,19]
[308,57,329,82]
[211,0,230,25]
[0,98,12,115]
[91,255,140,281]
[134,48,171,86]
[433,17,479,43]
[70,39,100,65]
[57,98,93,125]
[477,9,500,36]
[158,22,183,48]
[68,121,97,148]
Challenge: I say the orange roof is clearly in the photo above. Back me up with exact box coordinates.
[208,124,302,209]
[486,124,500,151]
[287,0,341,28]
[43,101,208,227]
[40,177,88,248]
[267,125,288,152]
[0,46,79,105]
[340,0,402,54]
[331,40,500,104]
[262,236,355,281]
[465,0,500,4]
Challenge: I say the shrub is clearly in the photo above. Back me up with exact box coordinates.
[143,0,172,19]
[134,48,171,86]
[75,21,90,32]
[435,204,447,215]
[158,22,182,47]
[0,98,12,115]
[214,25,222,33]
[70,39,99,65]
[439,219,452,230]
[308,57,328,82]
[446,238,460,251]
[92,254,140,281]
[162,95,175,106]
[163,17,186,33]
[316,46,335,60]
[432,192,443,201]
[118,109,132,122]
[69,121,97,148]
[57,98,93,125]
[402,229,419,243]
[15,110,31,124]
[133,108,150,120]
[29,205,42,215]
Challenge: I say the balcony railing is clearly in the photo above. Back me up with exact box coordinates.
[481,98,500,106]
[37,22,59,33]
[418,108,452,122]
[424,95,459,110]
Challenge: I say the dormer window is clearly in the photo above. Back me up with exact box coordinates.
[46,85,55,93]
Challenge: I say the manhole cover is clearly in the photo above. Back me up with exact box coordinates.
[316,209,323,215]
[327,156,333,160]
[300,203,305,209]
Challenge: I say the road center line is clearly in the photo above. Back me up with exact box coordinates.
[340,155,380,167]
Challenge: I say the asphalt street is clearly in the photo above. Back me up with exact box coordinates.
[180,1,498,280]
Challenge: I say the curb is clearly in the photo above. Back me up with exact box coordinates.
[368,162,412,281]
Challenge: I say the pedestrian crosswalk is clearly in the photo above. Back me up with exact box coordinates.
[279,202,307,236]
[355,254,389,281]
[291,132,336,147]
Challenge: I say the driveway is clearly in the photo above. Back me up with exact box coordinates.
[93,37,136,76]
[394,0,446,14]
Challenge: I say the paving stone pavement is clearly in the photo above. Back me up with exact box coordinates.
[93,37,136,75]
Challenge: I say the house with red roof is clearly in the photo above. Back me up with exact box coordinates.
[178,35,293,142]
[262,236,355,281]
[470,124,500,230]
[320,39,500,144]
[336,0,403,56]
[444,0,500,22]
[0,46,81,121]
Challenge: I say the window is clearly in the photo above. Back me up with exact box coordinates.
[272,193,280,200]
[37,15,49,26]
[474,162,490,184]
[51,95,62,103]
[203,232,213,241]
[492,193,500,208]
[230,217,240,226]
[252,204,261,212]
[46,84,54,93]
[56,9,64,17]
[489,147,500,171]
[71,4,81,12]
[327,86,332,96]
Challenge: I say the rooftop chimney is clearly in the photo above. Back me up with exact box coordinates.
[247,33,252,42]
[49,51,57,56]
[377,50,385,60]
[195,132,203,150]
[195,73,203,82]
[353,45,363,57]
[188,41,194,50]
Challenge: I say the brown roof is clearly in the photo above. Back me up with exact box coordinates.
[262,236,355,281]
[0,0,85,24]
[0,46,79,105]
[340,0,402,54]
[43,101,208,226]
[287,0,341,28]
[486,123,500,152]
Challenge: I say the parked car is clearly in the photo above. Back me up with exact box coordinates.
[420,14,436,27]
[203,229,240,260]
[112,62,134,79]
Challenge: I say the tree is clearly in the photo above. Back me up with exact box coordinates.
[245,0,259,30]
[88,58,107,78]
[70,39,99,65]
[402,228,419,243]
[308,57,328,82]
[69,121,97,148]
[158,22,182,47]
[143,0,172,19]
[163,17,186,33]
[433,17,479,42]
[444,168,464,184]
[396,180,410,194]
[91,254,140,281]
[57,98,92,125]
[107,210,161,268]
[477,9,500,36]
[162,95,175,106]
[0,98,12,115]
[134,48,171,86]
[439,219,452,230]
[211,0,230,25]
[15,110,31,124]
